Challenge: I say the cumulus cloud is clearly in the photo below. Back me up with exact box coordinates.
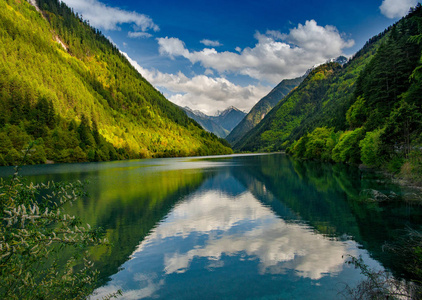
[157,20,354,84]
[157,37,189,59]
[128,31,152,38]
[379,0,419,19]
[121,51,271,114]
[61,0,159,32]
[166,78,270,114]
[200,39,223,47]
[147,70,270,114]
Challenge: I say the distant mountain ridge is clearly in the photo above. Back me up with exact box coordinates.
[226,76,304,146]
[182,106,246,138]
[227,57,347,147]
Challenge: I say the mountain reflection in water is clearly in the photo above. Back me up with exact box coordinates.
[92,166,380,300]
[3,153,421,299]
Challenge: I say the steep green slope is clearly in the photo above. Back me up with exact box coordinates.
[289,6,422,171]
[234,63,343,151]
[238,5,422,180]
[235,16,391,152]
[227,76,303,146]
[0,0,232,165]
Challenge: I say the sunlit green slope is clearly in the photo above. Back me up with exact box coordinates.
[237,5,422,181]
[235,30,387,153]
[227,76,304,146]
[0,0,232,165]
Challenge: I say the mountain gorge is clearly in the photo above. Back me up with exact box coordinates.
[182,106,246,138]
[0,0,232,165]
[226,76,304,146]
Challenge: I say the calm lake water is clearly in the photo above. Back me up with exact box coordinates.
[1,153,422,299]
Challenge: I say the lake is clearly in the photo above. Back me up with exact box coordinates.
[1,153,422,299]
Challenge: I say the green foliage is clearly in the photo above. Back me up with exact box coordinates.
[359,128,384,167]
[305,127,338,161]
[290,127,339,162]
[346,96,367,129]
[268,5,422,179]
[226,76,304,146]
[400,150,422,184]
[289,135,308,159]
[0,0,231,166]
[353,14,422,129]
[0,166,119,299]
[380,100,422,159]
[332,128,364,164]
[234,63,340,152]
[289,127,364,164]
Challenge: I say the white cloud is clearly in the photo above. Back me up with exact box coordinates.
[91,176,385,299]
[128,31,152,39]
[380,0,419,19]
[283,20,354,56]
[61,0,159,32]
[200,39,222,47]
[121,51,271,114]
[156,20,354,84]
[146,69,270,114]
[157,37,189,59]
[166,79,270,114]
[114,190,359,291]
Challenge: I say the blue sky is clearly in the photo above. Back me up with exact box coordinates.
[62,0,420,114]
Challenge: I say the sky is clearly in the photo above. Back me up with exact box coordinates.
[61,0,420,115]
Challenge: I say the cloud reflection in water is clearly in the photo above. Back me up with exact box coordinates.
[92,178,364,299]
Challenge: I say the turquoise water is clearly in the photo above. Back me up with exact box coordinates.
[1,153,421,299]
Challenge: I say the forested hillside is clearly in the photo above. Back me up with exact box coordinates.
[237,5,422,181]
[227,76,304,146]
[0,0,232,165]
[234,33,386,152]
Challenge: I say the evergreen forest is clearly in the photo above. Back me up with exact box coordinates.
[0,0,232,166]
[236,5,422,182]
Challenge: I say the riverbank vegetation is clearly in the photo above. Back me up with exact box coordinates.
[0,163,117,299]
[290,7,422,183]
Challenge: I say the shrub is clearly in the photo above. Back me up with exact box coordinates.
[0,167,119,299]
[359,128,384,167]
[332,128,364,164]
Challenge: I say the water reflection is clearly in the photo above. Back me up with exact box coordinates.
[155,191,354,279]
[3,153,422,299]
[92,170,375,300]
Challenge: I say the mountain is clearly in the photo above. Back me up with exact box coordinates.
[236,5,422,178]
[211,106,247,134]
[0,0,232,165]
[182,106,246,138]
[234,25,392,153]
[226,76,304,146]
[182,107,228,138]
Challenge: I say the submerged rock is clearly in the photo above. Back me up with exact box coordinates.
[360,189,391,202]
